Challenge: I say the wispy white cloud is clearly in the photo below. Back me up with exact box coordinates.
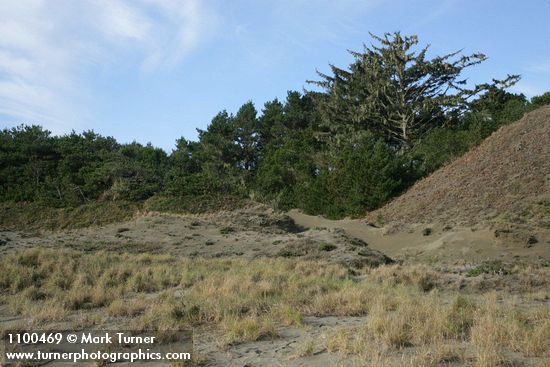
[511,82,545,97]
[404,0,459,33]
[271,0,378,44]
[527,60,550,74]
[138,0,217,70]
[514,59,550,97]
[0,0,216,132]
[95,0,152,41]
[227,0,378,71]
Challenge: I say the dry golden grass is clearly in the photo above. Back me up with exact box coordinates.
[0,248,548,366]
[470,294,550,366]
[365,263,438,292]
[107,297,147,317]
[292,336,316,358]
[316,285,547,366]
[403,344,464,367]
[221,315,278,346]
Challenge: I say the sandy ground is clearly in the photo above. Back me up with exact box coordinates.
[287,210,549,265]
[1,205,549,366]
[1,205,547,266]
[0,205,396,268]
[192,315,375,367]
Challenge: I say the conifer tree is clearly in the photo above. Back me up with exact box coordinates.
[309,32,519,150]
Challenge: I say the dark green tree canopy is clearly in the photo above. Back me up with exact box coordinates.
[309,32,520,150]
[2,32,549,219]
[234,101,259,171]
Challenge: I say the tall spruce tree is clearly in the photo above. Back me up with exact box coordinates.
[233,102,259,171]
[309,32,519,150]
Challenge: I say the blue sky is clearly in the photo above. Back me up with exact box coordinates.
[1,0,549,152]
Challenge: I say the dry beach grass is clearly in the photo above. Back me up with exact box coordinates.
[1,248,548,366]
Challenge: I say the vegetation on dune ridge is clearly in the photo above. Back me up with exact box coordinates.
[0,201,141,230]
[370,105,550,228]
[0,248,548,365]
[1,32,549,224]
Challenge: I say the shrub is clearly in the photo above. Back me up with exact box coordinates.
[319,243,337,252]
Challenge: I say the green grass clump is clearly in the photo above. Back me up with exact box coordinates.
[220,226,235,235]
[319,243,337,252]
[277,250,301,258]
[466,261,512,277]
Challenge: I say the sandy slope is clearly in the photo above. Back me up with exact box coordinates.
[369,106,550,235]
[288,210,549,264]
